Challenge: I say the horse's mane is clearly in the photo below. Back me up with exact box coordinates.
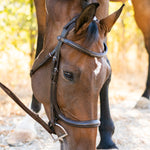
[70,21,99,47]
[85,21,99,47]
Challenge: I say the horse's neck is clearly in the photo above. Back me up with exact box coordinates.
[43,21,69,50]
[43,0,109,52]
[96,0,109,20]
[132,0,150,10]
[43,0,82,51]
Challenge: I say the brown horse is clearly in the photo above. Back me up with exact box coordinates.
[111,0,150,102]
[31,0,123,149]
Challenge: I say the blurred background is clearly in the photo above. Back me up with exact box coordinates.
[0,0,147,115]
[0,1,150,149]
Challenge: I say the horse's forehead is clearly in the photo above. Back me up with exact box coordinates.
[62,50,102,76]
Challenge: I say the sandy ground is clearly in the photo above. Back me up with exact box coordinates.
[0,71,150,150]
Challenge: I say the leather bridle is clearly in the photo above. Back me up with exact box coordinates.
[30,17,108,142]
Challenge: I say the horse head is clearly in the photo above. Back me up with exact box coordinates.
[31,3,124,150]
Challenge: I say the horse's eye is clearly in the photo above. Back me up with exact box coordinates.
[63,71,74,81]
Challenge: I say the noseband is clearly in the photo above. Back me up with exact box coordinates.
[30,17,108,142]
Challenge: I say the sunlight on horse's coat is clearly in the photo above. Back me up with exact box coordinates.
[94,57,102,76]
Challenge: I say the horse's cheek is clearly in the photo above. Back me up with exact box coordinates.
[31,70,50,104]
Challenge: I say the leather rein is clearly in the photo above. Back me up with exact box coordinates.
[0,17,108,142]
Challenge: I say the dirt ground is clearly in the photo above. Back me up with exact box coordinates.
[0,69,150,150]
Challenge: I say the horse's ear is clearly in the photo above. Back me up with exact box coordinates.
[75,3,99,33]
[99,4,125,35]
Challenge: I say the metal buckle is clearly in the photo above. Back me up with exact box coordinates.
[50,123,68,142]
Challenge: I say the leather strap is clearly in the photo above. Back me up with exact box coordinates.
[49,19,101,129]
[0,82,54,134]
[30,50,55,76]
[57,36,108,58]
